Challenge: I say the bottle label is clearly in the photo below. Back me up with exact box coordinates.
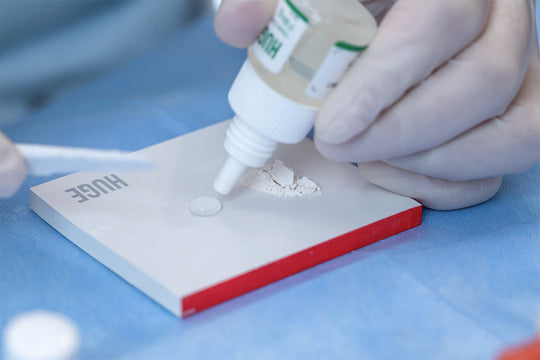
[251,0,309,74]
[305,42,366,100]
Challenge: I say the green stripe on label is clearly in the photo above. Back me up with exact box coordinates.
[285,0,309,23]
[335,41,367,52]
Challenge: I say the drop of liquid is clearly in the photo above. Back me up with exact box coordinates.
[189,195,222,217]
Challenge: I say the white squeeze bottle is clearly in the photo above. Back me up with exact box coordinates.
[213,0,378,195]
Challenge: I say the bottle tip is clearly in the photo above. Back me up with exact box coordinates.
[213,156,248,195]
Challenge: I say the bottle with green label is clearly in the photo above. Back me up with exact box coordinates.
[213,0,378,195]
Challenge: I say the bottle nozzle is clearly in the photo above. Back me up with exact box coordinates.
[213,156,248,195]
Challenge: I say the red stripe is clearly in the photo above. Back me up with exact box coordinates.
[181,205,422,317]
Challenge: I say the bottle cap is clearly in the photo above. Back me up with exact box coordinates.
[228,59,316,143]
[3,310,80,360]
[214,59,316,195]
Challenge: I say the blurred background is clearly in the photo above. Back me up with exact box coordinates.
[0,0,220,126]
[1,0,539,127]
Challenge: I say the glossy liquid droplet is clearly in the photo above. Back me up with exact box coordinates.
[189,196,222,217]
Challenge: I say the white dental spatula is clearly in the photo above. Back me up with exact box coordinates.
[15,143,152,176]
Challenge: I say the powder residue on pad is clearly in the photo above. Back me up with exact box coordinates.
[239,160,320,198]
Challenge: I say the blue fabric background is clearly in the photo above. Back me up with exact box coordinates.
[1,14,539,360]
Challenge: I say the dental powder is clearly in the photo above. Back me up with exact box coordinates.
[239,160,320,199]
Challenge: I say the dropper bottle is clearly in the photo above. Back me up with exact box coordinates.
[213,0,377,195]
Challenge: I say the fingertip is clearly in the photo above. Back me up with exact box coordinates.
[0,139,27,198]
[315,90,376,144]
[314,110,354,145]
[314,133,365,165]
[214,0,277,48]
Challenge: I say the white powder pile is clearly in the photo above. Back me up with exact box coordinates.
[239,160,321,199]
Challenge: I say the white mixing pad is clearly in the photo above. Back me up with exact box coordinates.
[30,121,421,317]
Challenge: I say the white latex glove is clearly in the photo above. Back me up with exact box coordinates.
[216,0,540,210]
[315,0,540,210]
[0,132,26,198]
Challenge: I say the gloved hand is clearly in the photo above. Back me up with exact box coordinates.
[0,132,26,198]
[215,0,540,210]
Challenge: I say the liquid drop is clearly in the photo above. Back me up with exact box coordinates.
[189,196,222,217]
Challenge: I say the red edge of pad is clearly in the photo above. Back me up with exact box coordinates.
[181,205,422,317]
